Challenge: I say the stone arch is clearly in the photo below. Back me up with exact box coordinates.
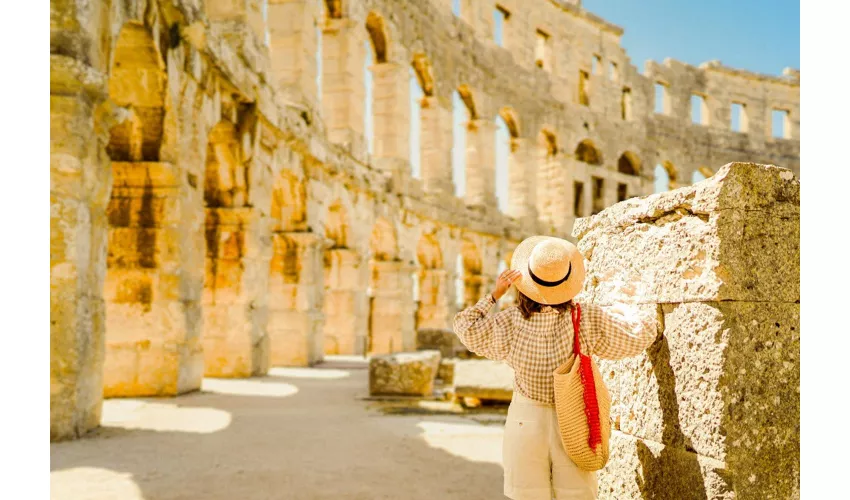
[369,217,398,261]
[654,160,679,192]
[271,171,307,232]
[698,166,714,178]
[499,107,521,138]
[617,151,641,176]
[365,12,388,63]
[205,120,248,208]
[575,139,603,165]
[457,84,478,119]
[539,128,558,157]
[106,22,166,162]
[411,53,435,97]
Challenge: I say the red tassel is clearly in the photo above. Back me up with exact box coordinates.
[573,304,602,450]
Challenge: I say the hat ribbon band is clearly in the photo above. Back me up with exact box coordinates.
[528,261,572,287]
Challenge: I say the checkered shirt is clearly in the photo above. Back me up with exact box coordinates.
[452,295,658,404]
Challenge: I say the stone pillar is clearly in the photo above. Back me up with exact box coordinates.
[103,162,204,396]
[268,0,320,108]
[574,163,799,499]
[464,119,497,208]
[417,269,452,330]
[202,207,270,377]
[420,97,452,195]
[321,19,365,148]
[507,138,536,222]
[50,55,110,441]
[371,62,410,166]
[268,231,326,366]
[323,248,369,355]
[368,260,417,354]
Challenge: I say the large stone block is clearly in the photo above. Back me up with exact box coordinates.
[598,302,799,498]
[452,359,514,402]
[369,350,441,397]
[573,163,799,304]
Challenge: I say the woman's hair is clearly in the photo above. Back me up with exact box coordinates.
[516,291,572,319]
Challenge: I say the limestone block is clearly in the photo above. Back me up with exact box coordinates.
[573,163,800,304]
[452,359,515,402]
[437,358,456,385]
[598,302,798,496]
[599,431,733,500]
[369,350,441,397]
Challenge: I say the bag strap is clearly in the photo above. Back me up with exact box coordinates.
[571,303,582,356]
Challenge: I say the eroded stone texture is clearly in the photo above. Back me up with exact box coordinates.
[369,350,441,396]
[576,163,799,499]
[453,359,515,402]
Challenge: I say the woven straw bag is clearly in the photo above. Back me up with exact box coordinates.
[553,303,612,471]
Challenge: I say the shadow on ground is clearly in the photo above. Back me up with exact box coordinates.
[51,358,507,500]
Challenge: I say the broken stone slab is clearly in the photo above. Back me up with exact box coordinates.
[599,431,734,500]
[573,163,800,304]
[452,359,515,402]
[369,350,441,397]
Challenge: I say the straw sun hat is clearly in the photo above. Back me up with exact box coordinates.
[510,235,586,305]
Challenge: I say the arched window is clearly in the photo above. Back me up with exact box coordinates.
[654,161,677,193]
[617,152,640,176]
[409,66,424,178]
[575,139,603,165]
[452,90,469,197]
[494,116,511,213]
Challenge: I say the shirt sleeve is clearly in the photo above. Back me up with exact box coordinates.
[452,294,514,361]
[580,303,659,360]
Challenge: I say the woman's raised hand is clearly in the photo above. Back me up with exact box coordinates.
[492,269,522,301]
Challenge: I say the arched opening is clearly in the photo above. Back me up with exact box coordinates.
[617,151,641,176]
[692,166,714,184]
[654,161,678,193]
[364,12,390,156]
[323,201,365,355]
[365,12,388,63]
[368,218,409,354]
[454,85,478,200]
[325,0,342,19]
[267,171,314,367]
[536,129,559,229]
[495,108,520,214]
[103,22,182,397]
[575,139,603,166]
[416,234,447,330]
[409,54,434,179]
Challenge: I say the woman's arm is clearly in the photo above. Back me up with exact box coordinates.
[452,295,514,360]
[582,303,659,360]
[452,269,521,361]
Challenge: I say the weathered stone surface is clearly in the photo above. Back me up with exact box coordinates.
[416,328,464,358]
[581,163,799,499]
[437,358,456,385]
[453,360,515,402]
[599,431,733,500]
[369,350,441,396]
[573,163,800,304]
[599,302,799,491]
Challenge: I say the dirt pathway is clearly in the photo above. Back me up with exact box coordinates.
[51,357,508,500]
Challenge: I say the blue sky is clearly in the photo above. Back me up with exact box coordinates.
[582,0,800,76]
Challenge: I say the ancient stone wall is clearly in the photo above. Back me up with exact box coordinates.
[574,162,799,499]
[50,0,799,440]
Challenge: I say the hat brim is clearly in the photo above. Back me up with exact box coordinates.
[510,236,586,305]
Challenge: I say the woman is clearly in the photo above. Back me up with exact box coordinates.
[452,235,657,500]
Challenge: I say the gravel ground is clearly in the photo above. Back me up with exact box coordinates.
[51,357,508,500]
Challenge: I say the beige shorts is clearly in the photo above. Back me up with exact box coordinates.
[503,391,598,500]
